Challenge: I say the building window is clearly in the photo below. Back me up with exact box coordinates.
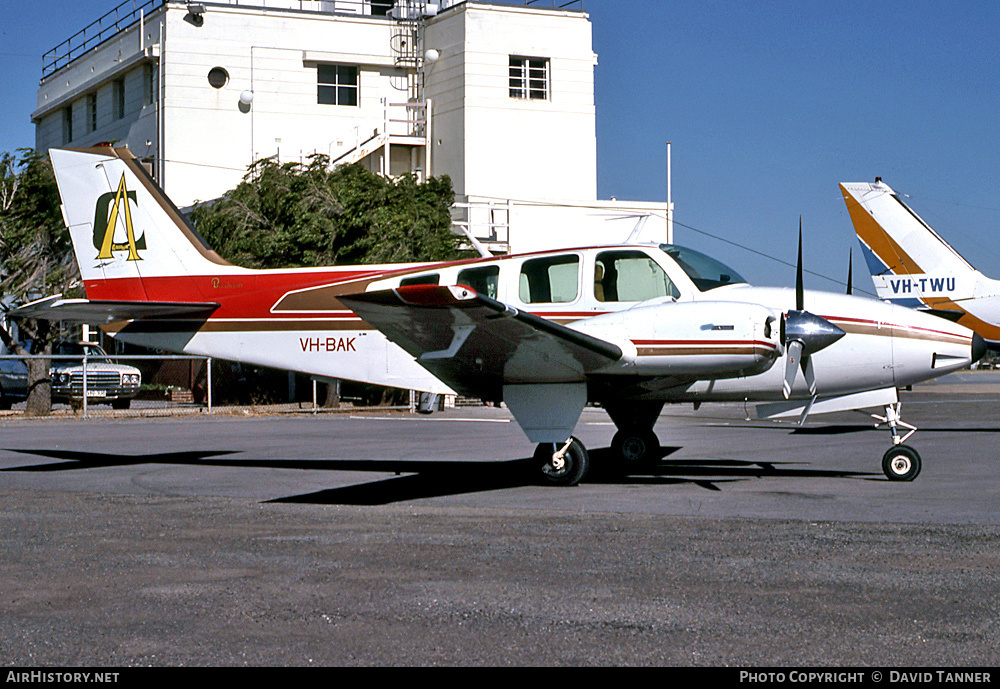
[369,0,394,16]
[87,94,98,133]
[207,67,228,89]
[62,105,73,145]
[145,64,159,104]
[113,78,125,119]
[317,65,358,106]
[509,56,548,100]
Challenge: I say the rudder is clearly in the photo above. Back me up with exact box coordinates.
[49,146,232,302]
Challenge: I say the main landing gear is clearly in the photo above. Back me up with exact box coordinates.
[532,401,665,486]
[873,402,921,481]
[605,401,664,472]
[535,437,590,486]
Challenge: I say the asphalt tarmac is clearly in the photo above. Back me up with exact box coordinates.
[1,374,998,666]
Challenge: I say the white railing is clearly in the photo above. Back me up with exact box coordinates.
[451,200,511,255]
[42,0,164,77]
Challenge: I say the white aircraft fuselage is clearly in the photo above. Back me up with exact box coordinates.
[18,147,985,485]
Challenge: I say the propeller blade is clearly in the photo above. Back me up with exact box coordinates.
[781,311,844,399]
[802,354,817,396]
[796,218,804,311]
[846,247,853,295]
[783,339,803,399]
[781,226,845,400]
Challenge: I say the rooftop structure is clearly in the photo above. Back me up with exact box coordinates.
[34,0,670,253]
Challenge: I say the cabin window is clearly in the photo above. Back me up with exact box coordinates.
[519,255,580,304]
[594,250,679,302]
[400,273,440,287]
[456,265,499,299]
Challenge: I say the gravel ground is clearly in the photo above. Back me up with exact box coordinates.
[2,489,997,667]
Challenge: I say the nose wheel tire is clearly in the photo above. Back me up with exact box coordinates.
[535,437,589,486]
[882,445,921,482]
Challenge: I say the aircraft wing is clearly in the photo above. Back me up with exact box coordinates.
[340,285,623,399]
[9,295,220,324]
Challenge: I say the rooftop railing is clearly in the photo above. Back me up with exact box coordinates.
[41,0,584,78]
[42,0,165,78]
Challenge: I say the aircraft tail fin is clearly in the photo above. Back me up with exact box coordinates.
[840,180,980,309]
[49,146,235,304]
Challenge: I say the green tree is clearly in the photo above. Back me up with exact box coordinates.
[189,156,466,406]
[190,156,465,267]
[0,149,80,415]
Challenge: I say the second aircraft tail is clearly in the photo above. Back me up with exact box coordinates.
[841,180,1000,345]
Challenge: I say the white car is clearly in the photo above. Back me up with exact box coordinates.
[0,341,141,410]
[51,341,141,409]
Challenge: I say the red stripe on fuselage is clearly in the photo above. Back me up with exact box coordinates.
[84,269,391,319]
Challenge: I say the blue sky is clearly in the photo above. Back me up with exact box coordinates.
[2,0,999,291]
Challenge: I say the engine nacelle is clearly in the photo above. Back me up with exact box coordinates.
[572,300,782,377]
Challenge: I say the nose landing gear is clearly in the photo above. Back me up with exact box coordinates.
[882,444,921,481]
[873,402,921,481]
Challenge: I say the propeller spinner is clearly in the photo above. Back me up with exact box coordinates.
[781,221,846,399]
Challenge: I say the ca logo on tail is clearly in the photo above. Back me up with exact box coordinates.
[93,173,146,261]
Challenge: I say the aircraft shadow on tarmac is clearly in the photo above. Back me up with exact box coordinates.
[4,445,875,506]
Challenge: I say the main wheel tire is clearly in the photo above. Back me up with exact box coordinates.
[882,445,921,482]
[611,429,659,471]
[535,437,589,487]
[111,398,131,410]
[0,386,10,411]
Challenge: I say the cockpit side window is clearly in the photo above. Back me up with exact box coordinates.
[594,250,679,302]
[519,254,580,304]
[456,265,499,299]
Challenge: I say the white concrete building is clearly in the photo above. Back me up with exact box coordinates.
[33,0,671,253]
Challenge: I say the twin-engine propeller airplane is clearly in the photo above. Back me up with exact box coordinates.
[841,179,1000,349]
[15,147,986,485]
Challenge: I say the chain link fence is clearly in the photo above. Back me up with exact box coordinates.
[0,353,458,419]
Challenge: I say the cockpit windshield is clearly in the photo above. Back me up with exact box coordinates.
[658,244,747,292]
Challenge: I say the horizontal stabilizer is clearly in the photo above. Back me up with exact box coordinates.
[340,285,623,399]
[10,295,219,324]
[921,308,966,323]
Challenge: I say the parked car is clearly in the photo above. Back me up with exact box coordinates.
[0,349,28,409]
[0,341,141,410]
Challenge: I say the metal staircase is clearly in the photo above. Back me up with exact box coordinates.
[332,1,433,178]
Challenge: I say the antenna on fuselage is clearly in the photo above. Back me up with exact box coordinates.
[846,247,853,295]
[623,215,650,244]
